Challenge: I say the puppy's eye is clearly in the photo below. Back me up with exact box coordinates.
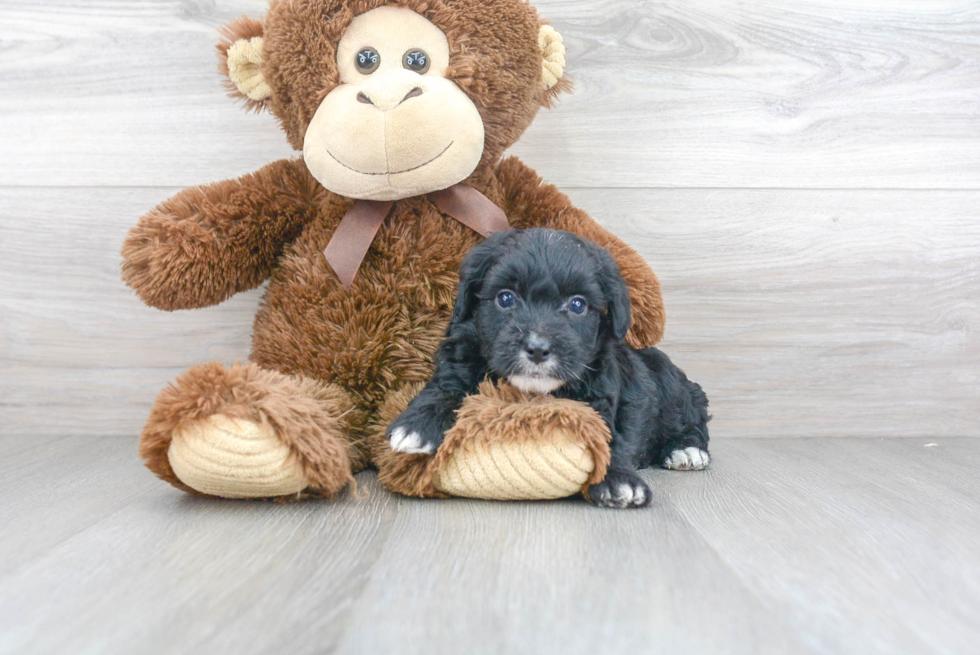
[496,290,516,309]
[355,47,380,74]
[568,296,588,315]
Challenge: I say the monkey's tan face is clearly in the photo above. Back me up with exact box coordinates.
[303,7,485,201]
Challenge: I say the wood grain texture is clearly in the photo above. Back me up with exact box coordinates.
[0,435,153,577]
[0,435,400,655]
[3,186,977,438]
[659,438,980,655]
[590,187,980,438]
[1,436,977,654]
[330,487,813,655]
[1,1,978,188]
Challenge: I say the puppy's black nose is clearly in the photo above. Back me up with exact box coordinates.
[526,346,550,364]
[524,335,551,364]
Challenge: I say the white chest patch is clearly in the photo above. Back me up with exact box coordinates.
[507,375,564,395]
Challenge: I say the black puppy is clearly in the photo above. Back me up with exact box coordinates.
[387,228,710,508]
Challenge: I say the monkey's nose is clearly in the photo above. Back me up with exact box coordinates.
[401,87,424,102]
[356,87,424,109]
[524,334,551,364]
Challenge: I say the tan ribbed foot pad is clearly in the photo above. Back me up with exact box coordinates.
[409,380,612,501]
[432,432,596,500]
[167,415,308,498]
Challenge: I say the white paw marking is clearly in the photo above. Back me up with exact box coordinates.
[389,426,436,455]
[594,479,648,508]
[632,483,647,506]
[613,483,635,507]
[507,374,564,395]
[664,447,710,471]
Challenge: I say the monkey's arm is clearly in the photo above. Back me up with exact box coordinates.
[495,157,666,348]
[122,158,319,311]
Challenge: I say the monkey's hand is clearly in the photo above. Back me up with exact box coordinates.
[122,158,316,310]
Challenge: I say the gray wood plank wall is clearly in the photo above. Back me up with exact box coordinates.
[1,0,978,438]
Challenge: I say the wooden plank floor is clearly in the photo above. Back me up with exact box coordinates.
[1,435,977,655]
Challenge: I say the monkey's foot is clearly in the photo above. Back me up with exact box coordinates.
[140,362,358,500]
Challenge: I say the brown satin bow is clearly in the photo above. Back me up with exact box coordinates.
[322,183,510,289]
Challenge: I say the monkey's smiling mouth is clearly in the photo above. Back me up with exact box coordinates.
[327,141,454,176]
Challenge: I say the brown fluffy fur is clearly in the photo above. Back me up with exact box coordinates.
[123,0,665,500]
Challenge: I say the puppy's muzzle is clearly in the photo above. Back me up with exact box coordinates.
[508,332,564,395]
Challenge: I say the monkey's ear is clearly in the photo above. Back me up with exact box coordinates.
[590,243,632,341]
[449,232,513,332]
[539,24,571,106]
[217,16,271,111]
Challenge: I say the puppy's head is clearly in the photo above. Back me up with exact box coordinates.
[451,228,631,394]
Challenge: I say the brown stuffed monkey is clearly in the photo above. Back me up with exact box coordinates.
[122,0,665,501]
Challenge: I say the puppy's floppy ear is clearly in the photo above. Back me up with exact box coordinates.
[450,231,513,332]
[590,243,632,341]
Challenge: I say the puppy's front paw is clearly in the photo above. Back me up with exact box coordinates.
[588,469,651,509]
[388,425,441,455]
[386,404,452,455]
[662,447,710,471]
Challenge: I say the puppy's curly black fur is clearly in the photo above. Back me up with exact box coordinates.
[387,228,711,508]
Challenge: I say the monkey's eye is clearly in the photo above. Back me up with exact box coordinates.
[403,49,430,74]
[355,47,380,74]
[568,296,588,315]
[496,290,517,309]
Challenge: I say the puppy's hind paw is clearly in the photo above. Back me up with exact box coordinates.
[588,469,651,509]
[389,426,438,455]
[662,446,710,471]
